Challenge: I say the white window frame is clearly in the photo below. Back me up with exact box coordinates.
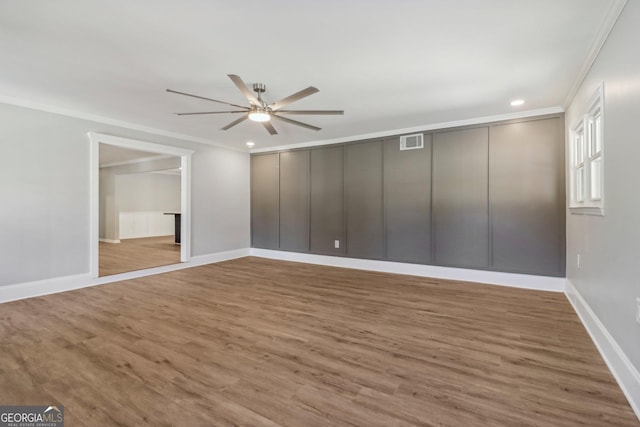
[569,82,604,215]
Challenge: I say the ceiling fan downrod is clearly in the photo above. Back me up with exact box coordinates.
[252,83,267,108]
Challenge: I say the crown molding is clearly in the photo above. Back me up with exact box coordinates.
[0,93,245,152]
[562,0,627,109]
[0,94,564,155]
[250,106,564,153]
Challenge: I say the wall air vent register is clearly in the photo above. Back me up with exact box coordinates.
[399,134,424,150]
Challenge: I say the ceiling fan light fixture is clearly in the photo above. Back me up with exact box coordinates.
[249,107,270,122]
[170,74,343,135]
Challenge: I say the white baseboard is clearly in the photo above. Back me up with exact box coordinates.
[0,273,94,304]
[0,248,250,304]
[188,248,250,266]
[565,280,640,421]
[99,238,121,244]
[250,249,566,292]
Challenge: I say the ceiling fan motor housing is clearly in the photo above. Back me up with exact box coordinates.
[252,83,266,94]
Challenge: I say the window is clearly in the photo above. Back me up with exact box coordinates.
[570,83,604,215]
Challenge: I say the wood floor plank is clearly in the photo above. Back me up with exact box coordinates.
[99,235,180,276]
[0,256,637,426]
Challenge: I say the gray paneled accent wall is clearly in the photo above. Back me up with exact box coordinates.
[345,140,385,259]
[250,153,279,249]
[489,118,565,275]
[310,146,346,255]
[250,115,566,277]
[384,134,432,263]
[279,150,310,252]
[433,127,489,268]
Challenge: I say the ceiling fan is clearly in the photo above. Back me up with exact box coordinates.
[167,74,344,135]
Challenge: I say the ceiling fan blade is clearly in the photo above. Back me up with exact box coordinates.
[166,89,248,110]
[262,121,278,135]
[221,115,249,131]
[228,74,261,106]
[175,111,247,116]
[273,110,344,115]
[272,114,321,131]
[270,86,319,111]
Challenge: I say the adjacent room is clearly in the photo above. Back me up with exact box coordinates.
[98,143,182,276]
[1,1,639,425]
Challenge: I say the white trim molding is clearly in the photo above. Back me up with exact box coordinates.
[0,273,93,305]
[181,153,192,262]
[568,206,605,216]
[89,132,194,278]
[562,0,627,109]
[565,280,640,421]
[0,95,241,151]
[100,153,173,169]
[250,249,566,292]
[568,82,605,216]
[99,238,121,244]
[251,107,564,154]
[0,248,250,304]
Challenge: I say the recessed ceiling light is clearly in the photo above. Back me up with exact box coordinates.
[510,99,525,107]
[246,141,255,148]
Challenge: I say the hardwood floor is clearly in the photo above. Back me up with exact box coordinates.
[1,257,637,426]
[99,235,181,276]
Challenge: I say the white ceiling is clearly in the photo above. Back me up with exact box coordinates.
[0,0,622,150]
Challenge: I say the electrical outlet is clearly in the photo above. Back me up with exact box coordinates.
[334,240,340,249]
[577,254,581,269]
[636,298,640,324]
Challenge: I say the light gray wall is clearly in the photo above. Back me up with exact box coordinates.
[115,173,181,239]
[192,147,250,256]
[565,1,640,371]
[0,102,250,286]
[99,171,117,240]
[116,173,180,213]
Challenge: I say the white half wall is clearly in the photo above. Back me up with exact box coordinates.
[118,211,174,239]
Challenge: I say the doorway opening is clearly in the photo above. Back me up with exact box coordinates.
[89,133,193,279]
